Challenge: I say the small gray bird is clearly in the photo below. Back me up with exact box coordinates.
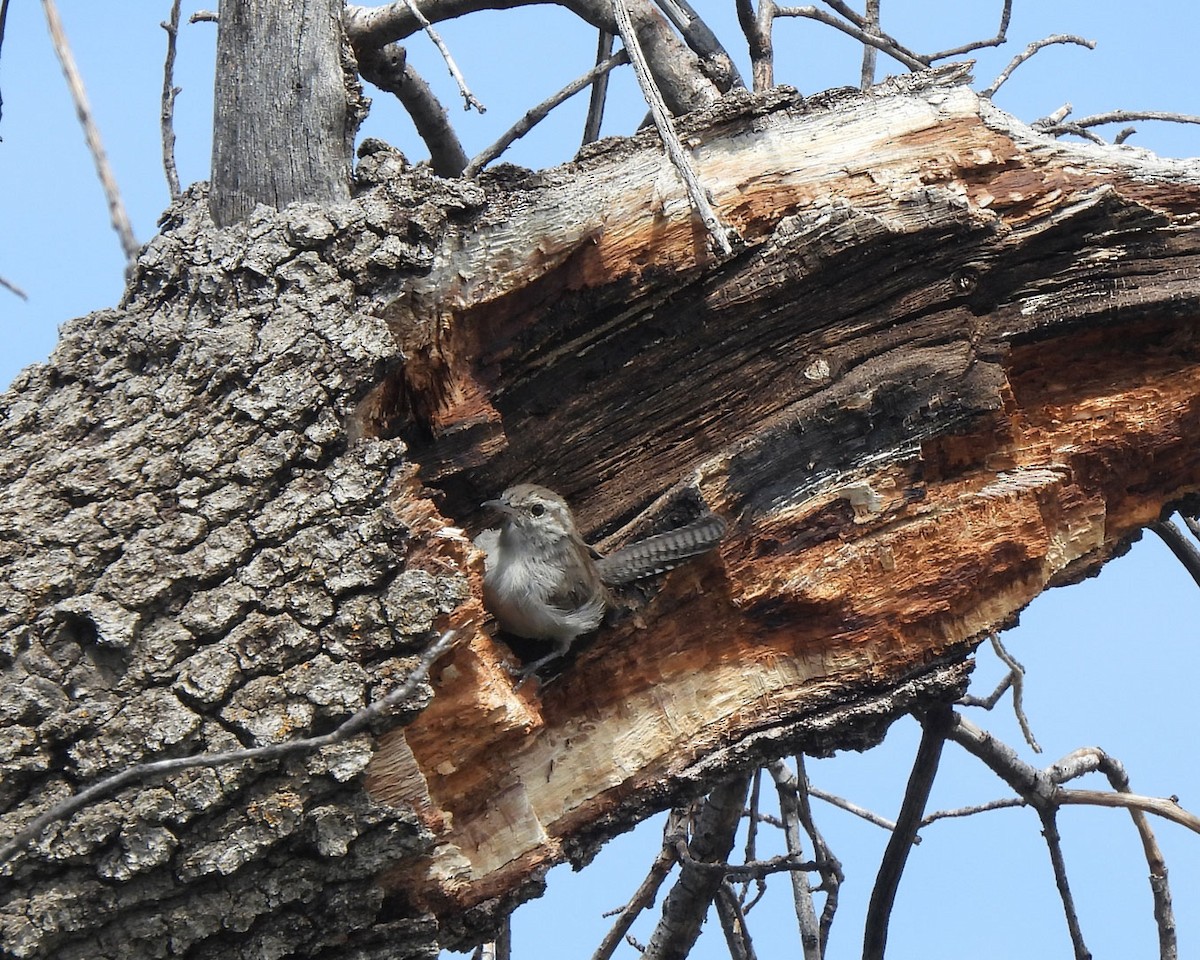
[477,484,727,676]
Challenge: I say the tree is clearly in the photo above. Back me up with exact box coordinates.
[2,3,1199,959]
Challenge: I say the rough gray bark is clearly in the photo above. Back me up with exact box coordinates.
[0,150,481,959]
[210,0,364,226]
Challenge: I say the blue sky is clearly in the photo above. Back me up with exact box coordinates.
[2,3,1199,958]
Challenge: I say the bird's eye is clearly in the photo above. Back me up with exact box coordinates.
[530,503,546,517]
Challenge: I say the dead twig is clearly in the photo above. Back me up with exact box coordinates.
[465,48,630,177]
[592,837,676,960]
[807,784,897,833]
[0,273,29,301]
[42,0,139,263]
[957,634,1041,752]
[922,796,1027,826]
[611,0,735,256]
[715,881,758,960]
[160,0,183,199]
[924,0,1012,61]
[0,629,460,866]
[948,716,1186,958]
[397,0,485,113]
[582,29,615,145]
[774,6,926,71]
[981,34,1096,98]
[1044,109,1200,142]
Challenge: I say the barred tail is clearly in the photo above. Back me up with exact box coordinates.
[597,514,728,585]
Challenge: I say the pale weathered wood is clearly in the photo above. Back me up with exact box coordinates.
[210,0,361,225]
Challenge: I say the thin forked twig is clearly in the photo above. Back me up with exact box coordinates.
[924,0,1012,61]
[465,48,629,177]
[160,0,183,199]
[958,634,1041,752]
[1048,109,1200,134]
[397,0,485,113]
[981,34,1096,98]
[0,629,460,866]
[42,0,139,263]
[948,715,1185,958]
[591,812,682,960]
[792,756,843,954]
[610,0,735,256]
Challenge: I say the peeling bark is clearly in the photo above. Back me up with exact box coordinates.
[3,68,1200,957]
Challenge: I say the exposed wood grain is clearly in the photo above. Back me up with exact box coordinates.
[359,68,1200,935]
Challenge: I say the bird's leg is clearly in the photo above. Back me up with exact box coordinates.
[514,637,573,679]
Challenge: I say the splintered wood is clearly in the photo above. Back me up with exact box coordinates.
[365,68,1200,926]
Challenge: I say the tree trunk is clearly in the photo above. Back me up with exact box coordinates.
[210,0,362,226]
[3,66,1199,957]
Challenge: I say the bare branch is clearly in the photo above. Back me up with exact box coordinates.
[582,29,615,145]
[1150,519,1200,591]
[642,776,751,960]
[1037,806,1091,960]
[611,0,735,255]
[160,0,183,200]
[0,629,460,866]
[768,761,823,960]
[189,9,217,22]
[792,756,843,954]
[592,841,675,960]
[465,48,630,177]
[774,6,927,71]
[923,0,1012,61]
[396,0,485,112]
[357,42,469,177]
[980,34,1096,98]
[651,0,743,91]
[735,0,775,92]
[859,0,879,89]
[947,718,1188,957]
[0,272,29,301]
[715,882,758,960]
[42,0,139,263]
[863,704,952,960]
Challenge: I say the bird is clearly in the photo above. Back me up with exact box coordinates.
[476,483,727,677]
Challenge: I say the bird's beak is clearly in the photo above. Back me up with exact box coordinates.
[483,498,513,517]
